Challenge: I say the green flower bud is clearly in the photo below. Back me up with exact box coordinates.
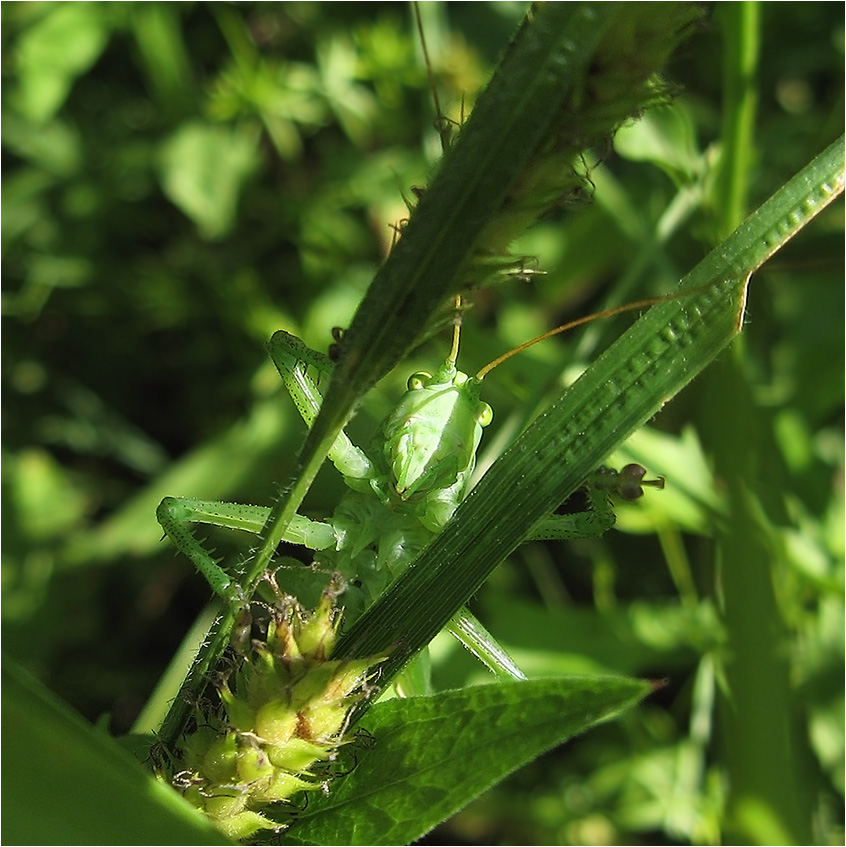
[260,770,316,804]
[254,699,299,746]
[236,745,274,783]
[163,592,383,840]
[204,791,247,821]
[202,733,239,783]
[220,681,255,732]
[295,593,339,660]
[180,725,217,769]
[289,663,340,711]
[268,616,303,666]
[215,809,275,842]
[267,736,327,771]
[317,657,378,706]
[300,702,348,743]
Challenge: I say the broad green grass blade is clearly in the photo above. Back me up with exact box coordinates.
[281,676,652,846]
[2,657,227,846]
[708,9,815,839]
[335,136,844,687]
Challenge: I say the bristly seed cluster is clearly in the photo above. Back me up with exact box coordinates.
[165,580,382,840]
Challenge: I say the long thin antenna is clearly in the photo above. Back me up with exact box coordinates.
[475,293,688,381]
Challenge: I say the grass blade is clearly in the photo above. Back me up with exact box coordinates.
[336,135,844,687]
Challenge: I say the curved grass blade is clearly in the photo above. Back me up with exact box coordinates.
[2,657,227,846]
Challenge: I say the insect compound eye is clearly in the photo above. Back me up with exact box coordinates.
[477,402,493,427]
[407,372,432,391]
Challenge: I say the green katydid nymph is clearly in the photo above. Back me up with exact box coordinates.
[158,294,668,691]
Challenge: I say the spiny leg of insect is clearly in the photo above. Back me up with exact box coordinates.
[156,497,336,613]
[448,609,527,681]
[156,333,367,640]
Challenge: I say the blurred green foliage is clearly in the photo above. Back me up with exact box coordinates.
[2,2,843,845]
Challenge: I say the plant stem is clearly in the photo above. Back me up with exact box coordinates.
[716,2,761,238]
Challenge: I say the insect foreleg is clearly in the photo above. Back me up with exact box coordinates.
[267,330,374,484]
[526,463,664,541]
[393,608,527,696]
[526,489,617,542]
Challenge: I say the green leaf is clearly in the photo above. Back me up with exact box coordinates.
[613,103,703,186]
[159,122,259,239]
[7,447,87,542]
[1,657,228,846]
[14,2,112,124]
[283,676,652,846]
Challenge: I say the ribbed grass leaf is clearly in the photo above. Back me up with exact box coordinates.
[336,135,844,687]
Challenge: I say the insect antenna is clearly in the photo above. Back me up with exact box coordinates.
[475,285,712,380]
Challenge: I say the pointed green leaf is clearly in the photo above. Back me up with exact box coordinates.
[283,676,652,846]
[159,122,258,239]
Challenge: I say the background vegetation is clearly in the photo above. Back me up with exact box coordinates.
[3,2,843,844]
